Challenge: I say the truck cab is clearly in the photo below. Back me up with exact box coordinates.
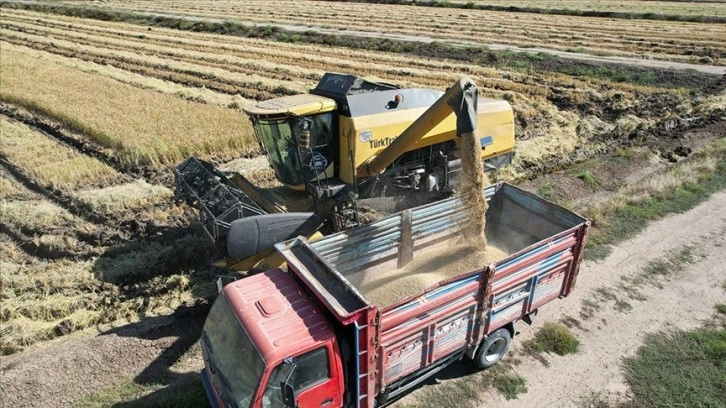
[201,268,344,408]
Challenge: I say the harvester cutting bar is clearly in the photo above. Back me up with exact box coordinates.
[173,157,266,244]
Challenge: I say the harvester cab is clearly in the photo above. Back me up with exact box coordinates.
[174,73,515,267]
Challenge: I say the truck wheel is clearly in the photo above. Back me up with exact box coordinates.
[474,328,511,369]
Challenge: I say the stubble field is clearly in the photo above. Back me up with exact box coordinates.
[64,0,726,64]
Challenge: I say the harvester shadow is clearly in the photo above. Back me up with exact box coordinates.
[90,221,223,405]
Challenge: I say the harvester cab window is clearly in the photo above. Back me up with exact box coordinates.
[253,118,304,185]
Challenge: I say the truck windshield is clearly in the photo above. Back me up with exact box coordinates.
[203,295,265,408]
[253,118,304,186]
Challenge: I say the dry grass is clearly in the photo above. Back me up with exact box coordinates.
[1,43,252,109]
[74,180,172,212]
[1,199,93,232]
[1,8,719,193]
[444,0,726,17]
[0,118,119,190]
[0,48,257,167]
[0,233,216,355]
[0,172,26,200]
[577,137,726,259]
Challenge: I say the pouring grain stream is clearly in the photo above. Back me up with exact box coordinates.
[457,130,488,248]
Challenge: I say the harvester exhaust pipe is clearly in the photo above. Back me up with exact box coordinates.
[358,77,478,178]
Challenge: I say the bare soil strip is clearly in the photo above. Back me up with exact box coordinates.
[0,307,209,408]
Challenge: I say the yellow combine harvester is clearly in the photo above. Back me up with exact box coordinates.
[174,73,514,267]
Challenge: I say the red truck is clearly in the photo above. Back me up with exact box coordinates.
[200,182,589,408]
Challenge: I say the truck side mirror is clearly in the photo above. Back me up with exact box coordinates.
[281,382,296,408]
[279,358,297,408]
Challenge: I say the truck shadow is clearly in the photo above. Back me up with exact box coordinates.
[103,302,210,382]
[111,372,207,408]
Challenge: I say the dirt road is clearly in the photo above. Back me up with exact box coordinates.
[481,191,726,407]
[0,308,207,408]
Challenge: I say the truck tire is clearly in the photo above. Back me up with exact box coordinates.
[474,328,511,369]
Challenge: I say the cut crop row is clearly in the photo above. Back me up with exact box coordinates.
[0,227,217,355]
[0,27,306,102]
[330,0,726,22]
[0,47,257,167]
[3,9,709,95]
[91,0,726,63]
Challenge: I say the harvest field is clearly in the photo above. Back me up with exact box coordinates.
[0,0,725,407]
[58,0,726,64]
[423,0,726,17]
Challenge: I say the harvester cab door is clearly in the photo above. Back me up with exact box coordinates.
[261,345,342,408]
[293,113,336,183]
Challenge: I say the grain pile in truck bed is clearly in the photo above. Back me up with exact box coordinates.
[346,242,508,308]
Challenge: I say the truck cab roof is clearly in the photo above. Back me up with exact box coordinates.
[222,268,335,363]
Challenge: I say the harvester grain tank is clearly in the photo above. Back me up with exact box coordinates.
[174,74,515,266]
[200,183,590,408]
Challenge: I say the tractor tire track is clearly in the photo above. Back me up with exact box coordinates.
[0,157,111,226]
[0,160,130,253]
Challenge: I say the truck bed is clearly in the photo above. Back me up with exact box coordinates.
[277,182,589,407]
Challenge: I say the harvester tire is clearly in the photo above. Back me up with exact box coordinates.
[474,328,511,369]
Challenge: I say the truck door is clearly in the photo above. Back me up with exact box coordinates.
[261,345,341,408]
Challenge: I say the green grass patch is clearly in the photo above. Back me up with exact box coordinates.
[526,322,580,355]
[585,150,726,260]
[576,171,600,189]
[623,328,726,408]
[493,372,527,400]
[614,299,633,312]
[76,377,207,408]
[619,246,698,292]
[641,246,696,278]
[409,365,526,408]
[537,182,555,201]
[716,303,726,315]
